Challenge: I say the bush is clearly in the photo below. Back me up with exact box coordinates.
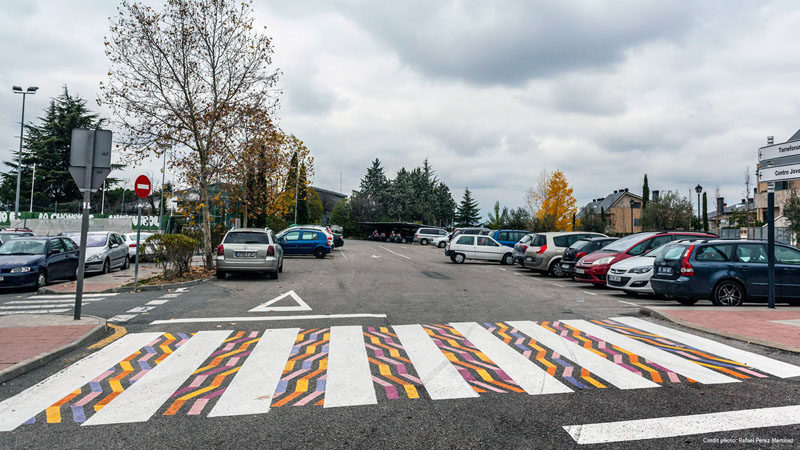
[144,233,200,279]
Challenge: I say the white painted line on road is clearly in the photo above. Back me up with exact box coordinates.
[771,319,800,328]
[552,283,565,287]
[614,316,800,379]
[149,313,387,325]
[4,298,101,305]
[371,255,381,259]
[325,326,377,408]
[146,299,170,306]
[208,328,299,417]
[0,309,71,314]
[617,300,640,307]
[0,303,92,310]
[451,322,572,395]
[581,291,598,296]
[377,245,412,260]
[108,314,137,323]
[562,320,739,385]
[393,324,479,400]
[127,306,156,313]
[248,290,312,313]
[564,404,800,444]
[499,268,507,271]
[160,293,182,299]
[0,332,162,432]
[30,293,117,299]
[174,287,189,293]
[508,321,659,390]
[84,330,232,426]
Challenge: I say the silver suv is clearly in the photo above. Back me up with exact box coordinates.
[216,228,284,280]
[522,231,606,276]
[414,227,447,245]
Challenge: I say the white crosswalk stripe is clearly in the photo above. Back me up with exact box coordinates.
[0,319,798,432]
[0,294,113,315]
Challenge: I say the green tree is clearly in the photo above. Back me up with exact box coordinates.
[578,205,605,233]
[784,189,800,247]
[330,198,355,235]
[486,201,509,229]
[640,190,693,231]
[433,182,457,227]
[702,192,709,232]
[307,188,323,224]
[505,207,531,230]
[642,174,650,210]
[455,188,481,226]
[296,163,309,224]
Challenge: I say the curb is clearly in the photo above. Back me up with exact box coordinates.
[0,316,109,384]
[39,277,211,295]
[639,307,800,354]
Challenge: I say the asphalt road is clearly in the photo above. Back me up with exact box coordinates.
[1,240,800,448]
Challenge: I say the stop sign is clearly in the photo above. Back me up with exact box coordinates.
[135,175,152,199]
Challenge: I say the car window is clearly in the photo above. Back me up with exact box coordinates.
[567,235,582,246]
[70,234,109,247]
[648,235,673,250]
[735,244,767,263]
[497,232,508,241]
[776,246,800,265]
[628,239,651,256]
[301,231,318,240]
[477,237,499,247]
[283,231,301,241]
[519,234,533,245]
[456,236,474,245]
[569,240,591,250]
[661,244,689,261]
[0,239,47,255]
[552,235,568,247]
[531,235,546,246]
[48,239,66,254]
[62,238,78,251]
[225,232,269,244]
[602,233,658,252]
[694,244,734,262]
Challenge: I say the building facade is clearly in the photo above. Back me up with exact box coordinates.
[582,188,643,235]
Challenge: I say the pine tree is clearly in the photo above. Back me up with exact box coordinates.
[702,192,709,232]
[296,163,309,224]
[455,188,481,226]
[642,174,650,210]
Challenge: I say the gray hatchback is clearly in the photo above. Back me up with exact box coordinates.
[215,228,284,280]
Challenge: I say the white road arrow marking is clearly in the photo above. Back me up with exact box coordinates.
[248,290,312,313]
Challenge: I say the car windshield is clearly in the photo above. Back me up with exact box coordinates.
[661,244,689,261]
[569,240,591,250]
[66,233,108,247]
[0,239,46,255]
[600,233,658,252]
[644,244,671,258]
[225,232,269,244]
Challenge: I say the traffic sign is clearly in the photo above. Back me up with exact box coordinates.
[758,163,800,183]
[758,140,800,162]
[135,175,152,199]
[69,129,113,192]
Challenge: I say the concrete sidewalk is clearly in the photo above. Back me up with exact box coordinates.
[44,264,162,293]
[641,305,800,353]
[0,314,107,383]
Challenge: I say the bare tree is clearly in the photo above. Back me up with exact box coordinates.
[524,169,550,217]
[101,0,279,268]
[744,167,753,228]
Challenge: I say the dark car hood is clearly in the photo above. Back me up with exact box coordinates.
[0,254,45,269]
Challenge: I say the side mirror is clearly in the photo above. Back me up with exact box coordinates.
[278,238,285,244]
[110,243,118,249]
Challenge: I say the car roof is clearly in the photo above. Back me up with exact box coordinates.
[8,236,56,240]
[227,228,271,233]
[540,231,605,236]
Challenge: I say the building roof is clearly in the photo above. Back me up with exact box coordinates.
[580,189,643,217]
[708,200,755,220]
[312,186,347,199]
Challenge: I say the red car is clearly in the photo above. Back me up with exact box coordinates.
[573,231,717,285]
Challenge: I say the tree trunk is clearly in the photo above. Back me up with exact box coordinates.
[199,161,213,270]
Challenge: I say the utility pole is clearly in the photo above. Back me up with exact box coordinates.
[29,162,35,212]
[159,147,167,233]
[767,136,776,309]
[100,180,105,214]
[13,86,38,221]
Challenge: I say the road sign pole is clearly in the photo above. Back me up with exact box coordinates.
[767,182,776,309]
[74,131,97,320]
[135,199,142,286]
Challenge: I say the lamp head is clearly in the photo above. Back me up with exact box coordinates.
[695,184,703,194]
[26,87,38,93]
[12,86,22,92]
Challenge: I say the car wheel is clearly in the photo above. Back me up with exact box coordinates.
[548,260,564,277]
[102,259,110,275]
[502,253,513,265]
[454,253,465,264]
[314,248,326,259]
[216,270,226,280]
[713,280,744,306]
[676,298,699,306]
[278,262,283,273]
[37,270,48,289]
[122,256,130,270]
[420,239,428,246]
[272,270,279,280]
[438,241,446,248]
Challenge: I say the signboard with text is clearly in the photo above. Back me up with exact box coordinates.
[758,163,800,183]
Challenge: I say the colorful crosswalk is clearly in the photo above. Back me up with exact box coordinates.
[1,317,798,432]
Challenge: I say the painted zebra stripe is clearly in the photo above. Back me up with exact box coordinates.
[83,330,232,426]
[208,328,299,417]
[29,294,115,299]
[450,322,572,395]
[562,320,738,385]
[324,326,377,408]
[564,404,800,444]
[393,324,479,400]
[613,316,800,379]
[508,321,659,390]
[0,332,163,432]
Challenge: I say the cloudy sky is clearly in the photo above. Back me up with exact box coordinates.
[2,1,800,218]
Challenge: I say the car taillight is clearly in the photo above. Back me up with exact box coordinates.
[536,244,547,254]
[680,245,695,276]
[267,245,274,257]
[520,245,528,252]
[217,244,224,256]
[129,244,137,248]
[576,251,586,258]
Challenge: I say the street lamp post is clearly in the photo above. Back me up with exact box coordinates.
[12,86,38,221]
[629,199,635,233]
[695,184,703,231]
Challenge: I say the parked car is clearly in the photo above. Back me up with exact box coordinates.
[0,236,79,289]
[333,233,344,247]
[63,231,129,274]
[414,227,448,245]
[449,227,491,241]
[651,239,800,306]
[123,232,155,262]
[277,228,332,259]
[216,228,283,279]
[0,231,34,246]
[489,230,531,248]
[512,233,536,265]
[445,234,514,265]
[289,225,335,249]
[573,231,717,285]
[561,237,618,278]
[605,238,704,295]
[523,232,607,276]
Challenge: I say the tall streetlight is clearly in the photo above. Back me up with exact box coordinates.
[629,198,635,234]
[695,184,703,231]
[12,86,38,220]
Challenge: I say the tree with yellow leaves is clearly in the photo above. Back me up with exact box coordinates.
[535,170,577,231]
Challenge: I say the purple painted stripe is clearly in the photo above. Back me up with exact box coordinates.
[24,417,35,425]
[71,405,86,423]
[372,376,399,400]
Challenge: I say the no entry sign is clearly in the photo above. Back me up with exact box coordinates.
[135,174,151,199]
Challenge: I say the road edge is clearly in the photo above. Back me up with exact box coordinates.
[639,306,800,354]
[39,277,211,294]
[0,316,109,384]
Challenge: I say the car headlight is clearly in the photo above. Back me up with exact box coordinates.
[87,254,102,262]
[10,266,32,273]
[628,266,653,274]
[592,256,615,266]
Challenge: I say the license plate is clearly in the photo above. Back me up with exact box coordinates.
[0,276,4,281]
[235,251,256,258]
[575,268,585,274]
[561,264,570,269]
[608,275,621,282]
[657,266,673,274]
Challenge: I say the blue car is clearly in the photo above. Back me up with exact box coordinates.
[0,236,79,290]
[489,230,532,248]
[277,228,331,259]
[651,239,800,306]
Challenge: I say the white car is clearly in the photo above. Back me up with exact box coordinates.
[432,233,451,248]
[414,227,447,245]
[606,240,702,294]
[445,234,514,265]
[123,232,155,262]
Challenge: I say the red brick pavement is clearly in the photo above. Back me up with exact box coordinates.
[0,324,95,367]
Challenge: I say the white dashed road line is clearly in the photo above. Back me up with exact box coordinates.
[377,245,412,260]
